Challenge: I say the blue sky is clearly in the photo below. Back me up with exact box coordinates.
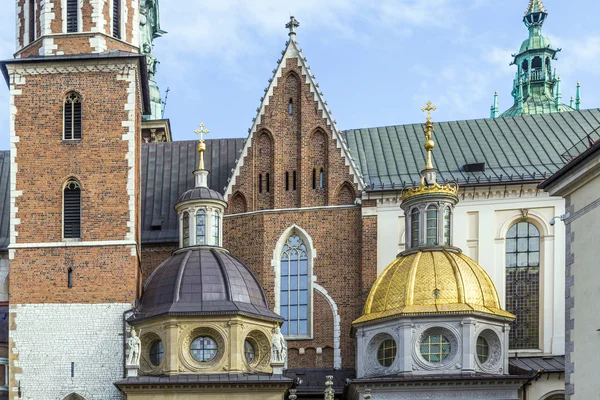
[0,0,599,147]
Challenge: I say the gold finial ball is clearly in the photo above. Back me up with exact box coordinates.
[425,139,435,151]
[198,141,206,152]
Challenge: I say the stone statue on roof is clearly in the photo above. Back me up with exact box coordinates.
[140,0,167,120]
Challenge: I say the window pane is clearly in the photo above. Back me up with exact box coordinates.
[281,321,288,335]
[290,322,298,335]
[506,239,516,253]
[299,321,308,335]
[290,291,298,305]
[517,252,528,267]
[300,276,308,290]
[281,260,288,276]
[290,306,298,320]
[281,278,288,291]
[290,258,298,275]
[299,305,307,319]
[290,278,298,290]
[300,290,308,305]
[518,222,528,236]
[300,259,308,274]
[517,238,528,252]
[506,253,517,268]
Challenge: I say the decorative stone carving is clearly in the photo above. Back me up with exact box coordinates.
[127,327,141,366]
[364,389,372,400]
[365,332,398,377]
[271,327,287,363]
[412,324,461,371]
[324,375,335,400]
[289,389,298,400]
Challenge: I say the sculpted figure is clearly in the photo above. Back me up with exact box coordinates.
[271,327,287,363]
[127,327,142,366]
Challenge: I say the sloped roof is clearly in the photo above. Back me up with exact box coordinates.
[343,109,600,190]
[141,139,245,244]
[0,152,10,251]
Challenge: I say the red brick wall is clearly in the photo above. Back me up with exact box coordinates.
[140,245,176,285]
[257,131,274,210]
[228,57,358,213]
[224,206,362,368]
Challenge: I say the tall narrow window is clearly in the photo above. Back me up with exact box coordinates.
[426,206,438,245]
[66,0,78,33]
[63,180,81,239]
[182,212,189,247]
[266,173,270,193]
[319,168,324,189]
[29,0,36,43]
[312,169,316,190]
[196,210,206,245]
[280,234,309,336]
[411,208,420,248]
[212,211,220,246]
[112,0,121,38]
[293,171,297,190]
[285,172,289,191]
[505,221,540,349]
[258,174,263,193]
[67,267,73,288]
[288,99,293,116]
[64,92,82,140]
[443,207,451,245]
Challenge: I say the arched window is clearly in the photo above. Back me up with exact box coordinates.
[182,212,190,247]
[505,221,540,349]
[258,174,263,193]
[319,168,324,189]
[280,234,309,337]
[443,207,451,245]
[312,168,316,190]
[112,0,121,38]
[426,206,438,245]
[212,210,220,246]
[288,99,293,116]
[66,0,79,33]
[64,92,82,140]
[63,180,81,239]
[196,210,206,245]
[531,56,542,70]
[521,59,529,73]
[411,208,420,248]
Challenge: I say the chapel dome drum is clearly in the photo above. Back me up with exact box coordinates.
[354,248,514,324]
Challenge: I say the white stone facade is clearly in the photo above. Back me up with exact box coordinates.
[10,303,131,400]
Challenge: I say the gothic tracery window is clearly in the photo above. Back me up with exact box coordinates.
[64,92,82,140]
[505,221,540,349]
[280,234,309,337]
[63,179,81,239]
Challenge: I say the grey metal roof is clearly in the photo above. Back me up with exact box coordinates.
[343,109,600,190]
[0,152,9,251]
[131,247,282,322]
[509,355,565,374]
[141,139,245,244]
[177,187,224,203]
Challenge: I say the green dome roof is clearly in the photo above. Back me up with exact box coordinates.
[519,34,552,53]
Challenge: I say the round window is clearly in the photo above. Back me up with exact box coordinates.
[190,336,218,362]
[476,336,489,363]
[244,340,255,364]
[420,334,451,363]
[377,339,397,367]
[149,340,164,366]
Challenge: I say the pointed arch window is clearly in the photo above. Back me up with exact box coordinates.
[182,212,190,247]
[64,92,82,140]
[411,208,420,248]
[280,234,309,337]
[212,210,220,246]
[319,168,324,189]
[505,221,540,349]
[196,210,206,245]
[63,180,81,239]
[288,99,293,116]
[66,0,79,33]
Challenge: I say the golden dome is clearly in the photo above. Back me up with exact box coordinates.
[353,249,514,325]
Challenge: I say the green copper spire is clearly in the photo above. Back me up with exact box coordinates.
[141,0,167,121]
[495,0,577,118]
[575,82,581,111]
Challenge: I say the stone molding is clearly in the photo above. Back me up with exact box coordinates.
[313,283,341,369]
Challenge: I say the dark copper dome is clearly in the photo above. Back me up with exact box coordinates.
[132,247,281,322]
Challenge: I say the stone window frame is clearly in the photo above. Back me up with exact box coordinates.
[364,331,398,376]
[63,91,82,141]
[243,329,271,371]
[474,328,503,372]
[412,324,461,371]
[140,330,165,374]
[179,325,227,372]
[272,225,316,340]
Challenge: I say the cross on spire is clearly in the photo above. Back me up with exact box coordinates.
[421,101,437,126]
[286,16,300,36]
[194,123,209,142]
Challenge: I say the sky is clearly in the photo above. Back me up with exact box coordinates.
[0,0,599,147]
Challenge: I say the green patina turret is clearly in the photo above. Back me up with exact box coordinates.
[493,0,581,118]
[140,0,167,121]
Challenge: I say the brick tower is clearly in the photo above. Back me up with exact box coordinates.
[1,1,148,398]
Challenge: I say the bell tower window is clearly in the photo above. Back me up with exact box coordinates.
[64,92,82,140]
[63,179,81,239]
[66,0,79,33]
[410,208,420,248]
[112,0,121,39]
[28,0,36,43]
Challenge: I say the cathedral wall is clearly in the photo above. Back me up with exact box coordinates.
[224,206,362,369]
[9,302,130,399]
[227,57,358,214]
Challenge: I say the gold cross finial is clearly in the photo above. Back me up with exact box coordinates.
[194,123,210,170]
[421,101,437,124]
